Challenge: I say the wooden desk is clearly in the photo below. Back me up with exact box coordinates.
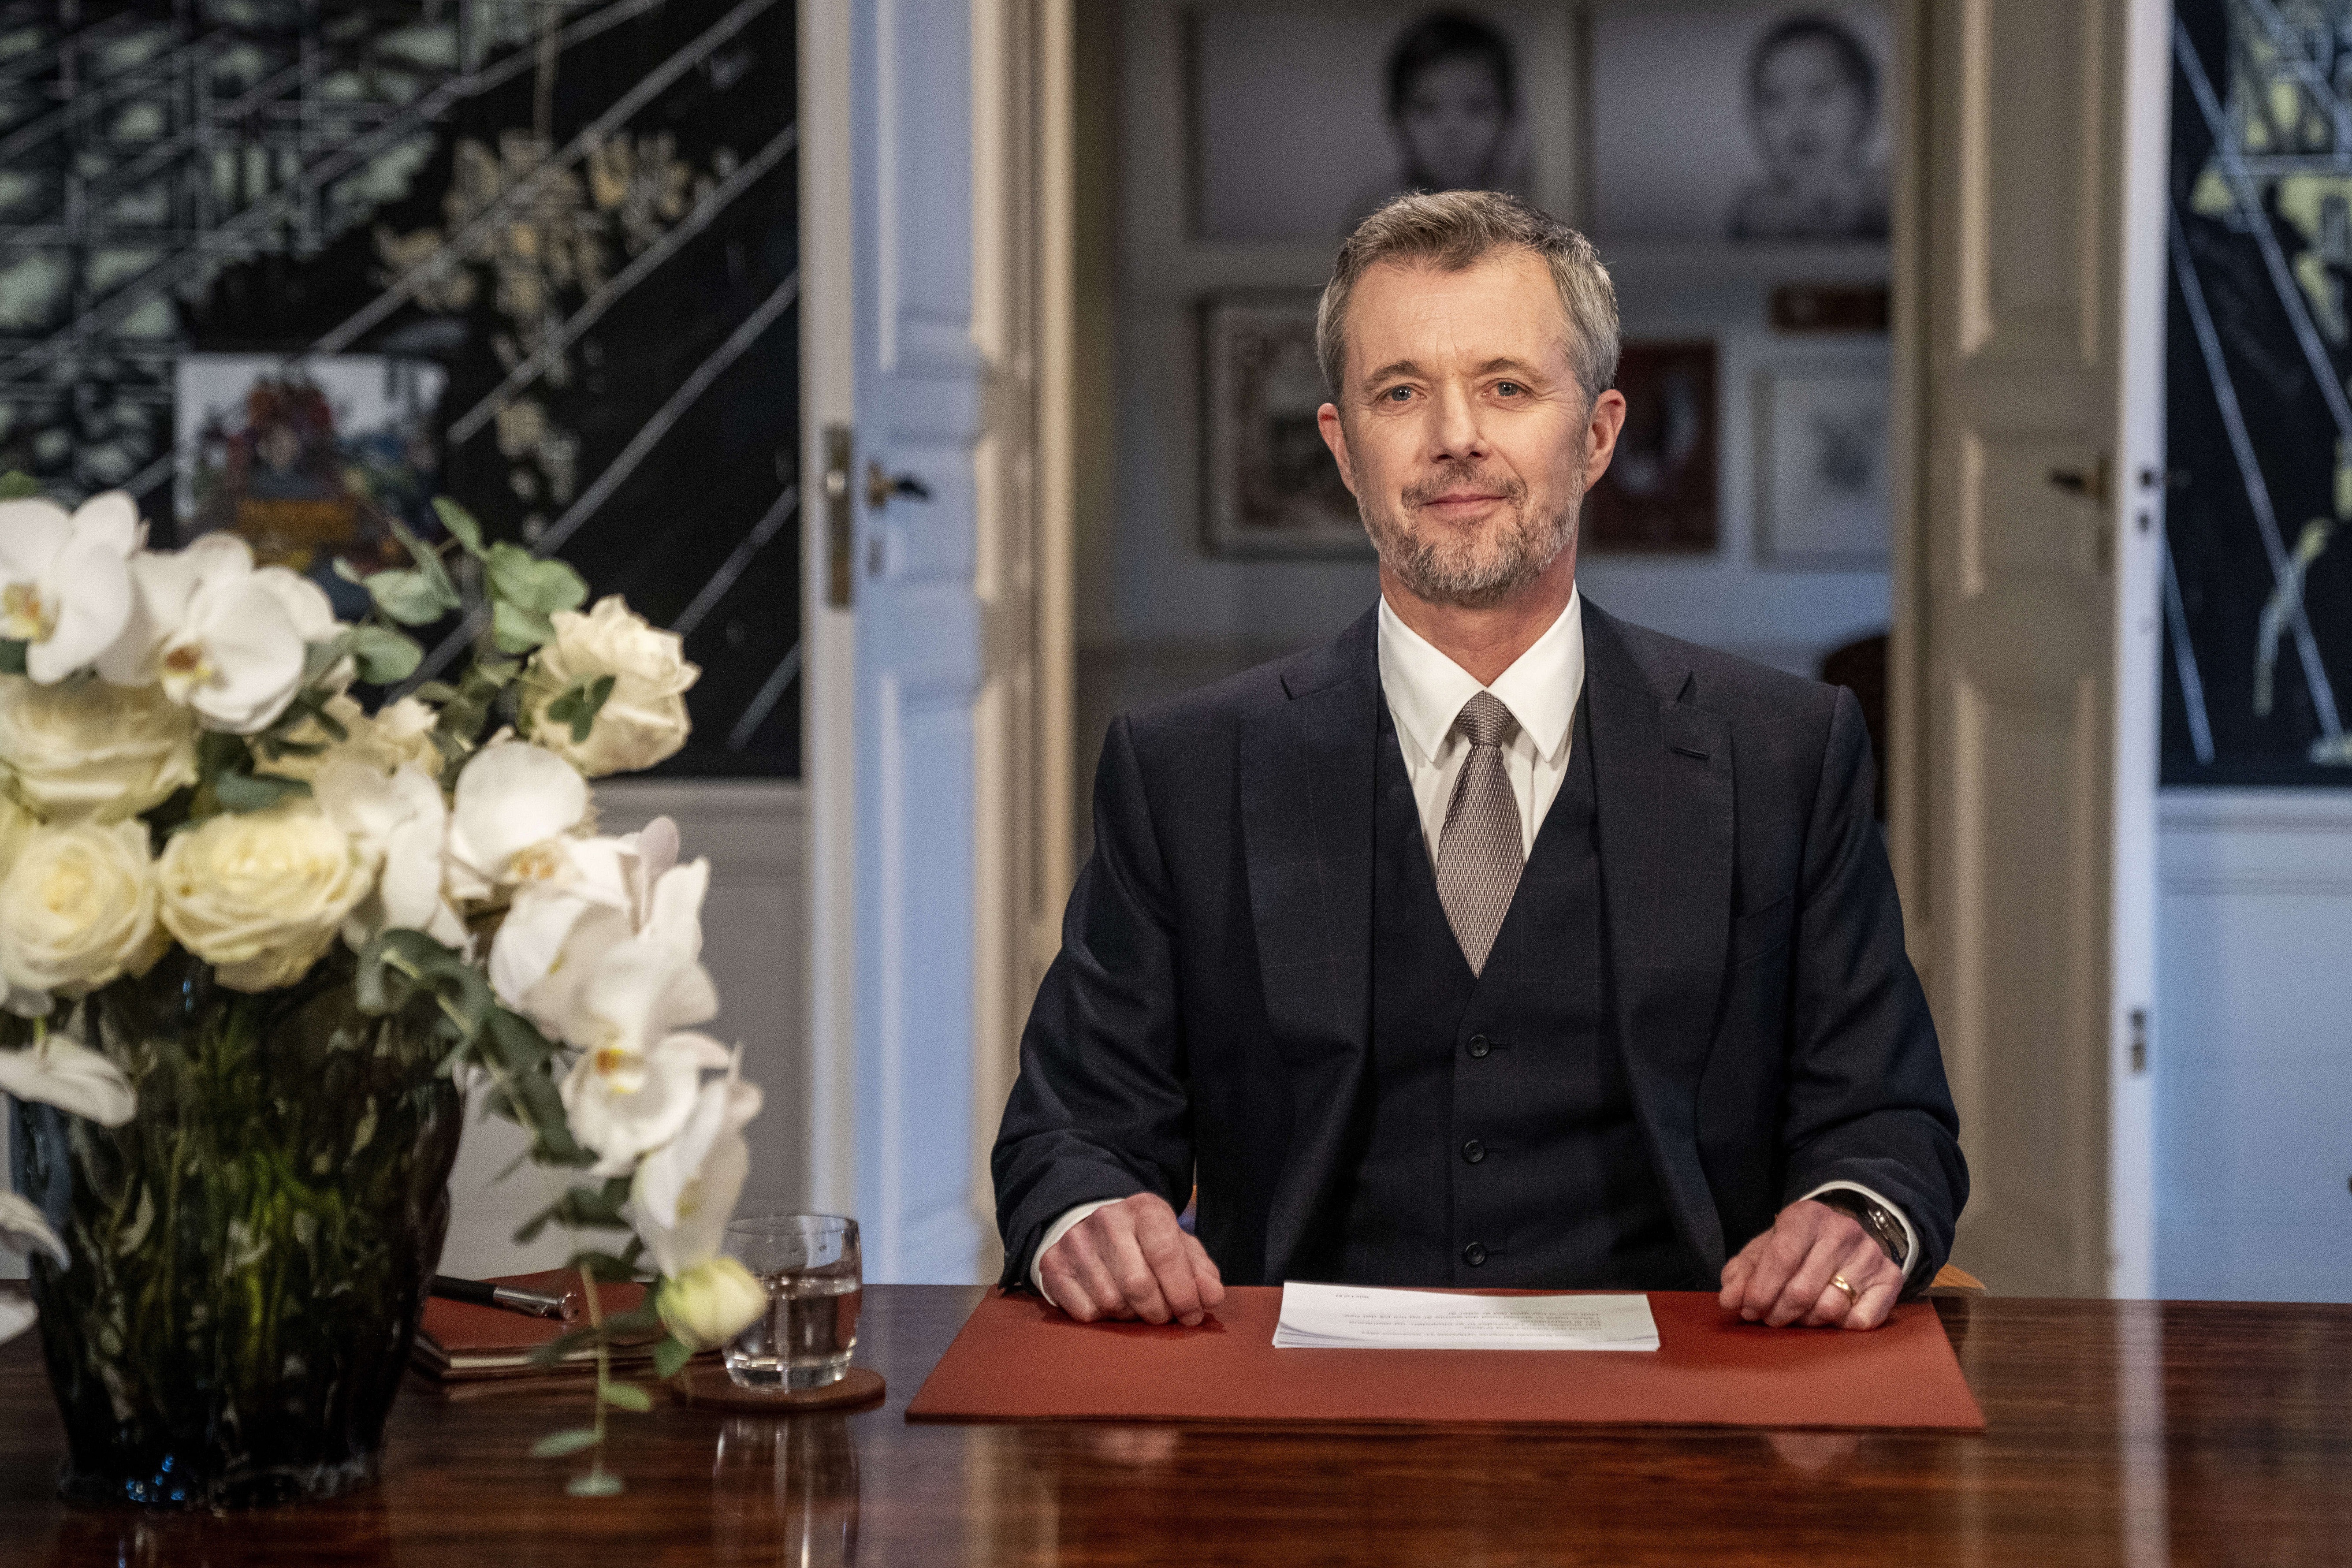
[1,1288,2346,1564]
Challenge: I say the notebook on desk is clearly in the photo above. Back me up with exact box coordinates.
[906,1287,1987,1430]
[409,1270,656,1386]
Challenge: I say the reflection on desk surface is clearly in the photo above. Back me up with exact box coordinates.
[4,1286,2350,1567]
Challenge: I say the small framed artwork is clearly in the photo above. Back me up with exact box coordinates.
[1754,365,1891,568]
[1588,3,1895,244]
[1189,4,1574,243]
[1201,294,1369,558]
[1585,340,1718,553]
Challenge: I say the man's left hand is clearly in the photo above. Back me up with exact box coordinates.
[1718,1198,1904,1330]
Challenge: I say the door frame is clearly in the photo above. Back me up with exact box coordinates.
[797,0,1073,1263]
[1887,0,2169,1296]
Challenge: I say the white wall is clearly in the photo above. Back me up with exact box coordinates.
[2154,790,2352,1302]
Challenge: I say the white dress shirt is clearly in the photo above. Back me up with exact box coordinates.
[1033,590,1919,1296]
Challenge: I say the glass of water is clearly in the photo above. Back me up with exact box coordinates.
[723,1214,862,1392]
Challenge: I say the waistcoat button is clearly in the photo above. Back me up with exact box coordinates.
[1463,1241,1487,1266]
[1462,1139,1485,1164]
[1467,1035,1491,1058]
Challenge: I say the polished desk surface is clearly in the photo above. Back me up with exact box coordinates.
[2,1286,2348,1565]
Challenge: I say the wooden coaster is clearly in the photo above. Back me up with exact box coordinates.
[671,1363,886,1413]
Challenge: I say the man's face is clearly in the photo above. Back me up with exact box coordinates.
[1395,56,1510,189]
[1317,250,1623,608]
[1753,37,1872,181]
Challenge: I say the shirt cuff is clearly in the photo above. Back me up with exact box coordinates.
[1030,1199,1120,1305]
[1800,1180,1922,1283]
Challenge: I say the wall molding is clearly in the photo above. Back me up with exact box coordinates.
[2157,788,2352,894]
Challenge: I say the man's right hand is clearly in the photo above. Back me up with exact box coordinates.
[1035,1193,1226,1326]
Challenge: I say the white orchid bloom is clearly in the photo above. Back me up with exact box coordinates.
[554,931,725,1172]
[94,534,317,734]
[632,1057,767,1352]
[0,491,140,684]
[487,817,709,1040]
[0,1027,134,1125]
[443,741,589,903]
[312,759,467,950]
[0,1192,67,1346]
[631,1051,762,1257]
[560,1025,731,1177]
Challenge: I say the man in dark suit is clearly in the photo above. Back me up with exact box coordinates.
[992,190,1964,1333]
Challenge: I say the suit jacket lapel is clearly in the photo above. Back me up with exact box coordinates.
[1240,607,1380,1281]
[1583,604,1736,1274]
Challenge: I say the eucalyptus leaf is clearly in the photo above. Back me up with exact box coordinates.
[599,1381,652,1413]
[566,1471,624,1498]
[386,512,458,606]
[0,471,41,500]
[432,496,488,557]
[0,641,24,676]
[212,771,311,813]
[379,929,494,1038]
[652,1336,694,1380]
[347,623,424,684]
[530,1428,603,1459]
[364,568,456,626]
[331,557,367,585]
[492,598,556,653]
[543,674,616,743]
[479,1006,558,1072]
[410,680,460,704]
[485,541,589,615]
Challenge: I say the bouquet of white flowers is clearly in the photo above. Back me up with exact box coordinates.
[0,480,762,1505]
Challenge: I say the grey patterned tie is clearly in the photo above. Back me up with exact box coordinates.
[1435,691,1525,976]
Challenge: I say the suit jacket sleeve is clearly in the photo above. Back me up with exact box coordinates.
[1775,685,1968,1287]
[990,715,1196,1288]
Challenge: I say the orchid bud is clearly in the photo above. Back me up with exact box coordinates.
[657,1255,767,1351]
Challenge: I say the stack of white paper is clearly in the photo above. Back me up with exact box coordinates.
[1271,1281,1661,1351]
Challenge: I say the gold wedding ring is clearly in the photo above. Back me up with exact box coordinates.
[1829,1274,1860,1307]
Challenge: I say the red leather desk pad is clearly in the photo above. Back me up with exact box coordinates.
[906,1288,1986,1430]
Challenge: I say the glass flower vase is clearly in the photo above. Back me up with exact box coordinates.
[6,947,463,1508]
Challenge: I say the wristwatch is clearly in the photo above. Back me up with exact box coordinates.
[1813,1189,1912,1274]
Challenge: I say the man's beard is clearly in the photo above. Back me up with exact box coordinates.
[1358,462,1582,609]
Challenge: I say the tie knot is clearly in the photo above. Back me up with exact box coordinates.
[1454,690,1518,748]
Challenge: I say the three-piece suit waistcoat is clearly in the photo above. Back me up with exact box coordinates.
[1331,693,1700,1289]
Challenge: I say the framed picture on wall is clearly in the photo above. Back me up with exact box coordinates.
[1754,364,1891,568]
[1585,339,1718,553]
[1189,4,1575,243]
[1587,3,1895,244]
[1200,294,1370,558]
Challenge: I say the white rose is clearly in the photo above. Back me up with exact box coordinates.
[521,596,697,777]
[657,1256,767,1352]
[0,793,33,878]
[0,820,167,996]
[0,676,198,822]
[155,802,372,992]
[259,694,442,786]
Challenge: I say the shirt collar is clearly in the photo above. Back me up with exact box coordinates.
[1376,588,1585,765]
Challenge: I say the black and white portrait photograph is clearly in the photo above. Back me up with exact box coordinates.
[1191,6,1567,242]
[1756,365,1891,567]
[1589,4,1894,244]
[1200,295,1368,555]
[1585,340,1719,552]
